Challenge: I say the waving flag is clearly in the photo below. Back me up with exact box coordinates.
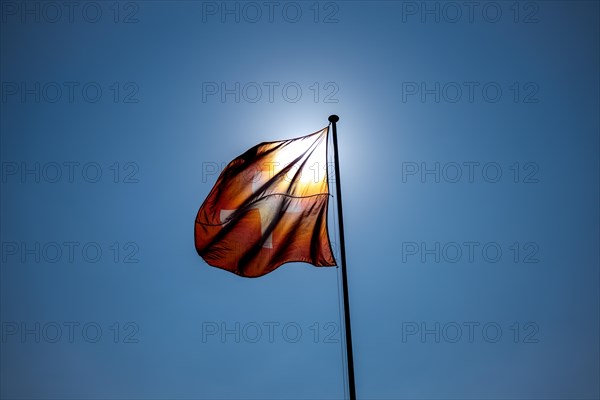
[194,127,336,277]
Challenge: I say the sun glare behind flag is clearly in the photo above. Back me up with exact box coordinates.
[194,126,336,277]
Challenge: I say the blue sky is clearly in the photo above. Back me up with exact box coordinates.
[1,1,599,399]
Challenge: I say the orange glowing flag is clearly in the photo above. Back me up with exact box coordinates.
[194,127,336,277]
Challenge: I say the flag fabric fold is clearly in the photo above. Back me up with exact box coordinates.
[194,127,336,277]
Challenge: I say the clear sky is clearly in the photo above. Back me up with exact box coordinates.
[1,1,599,399]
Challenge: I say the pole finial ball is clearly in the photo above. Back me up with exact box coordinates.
[328,115,339,123]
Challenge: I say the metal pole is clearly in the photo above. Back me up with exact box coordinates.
[328,114,356,400]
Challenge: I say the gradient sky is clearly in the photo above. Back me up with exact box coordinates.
[1,1,599,399]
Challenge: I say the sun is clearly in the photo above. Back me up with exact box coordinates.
[270,129,328,187]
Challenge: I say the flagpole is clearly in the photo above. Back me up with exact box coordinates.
[328,115,356,400]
